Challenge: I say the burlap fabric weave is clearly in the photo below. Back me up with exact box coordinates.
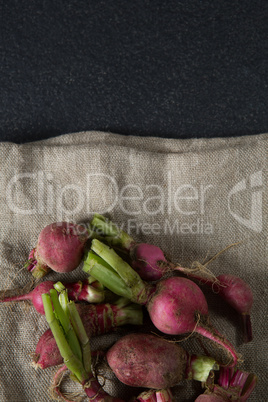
[0,131,267,401]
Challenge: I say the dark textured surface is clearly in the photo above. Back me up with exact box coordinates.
[1,1,267,143]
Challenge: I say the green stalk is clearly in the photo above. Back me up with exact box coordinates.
[54,281,66,292]
[50,289,82,362]
[91,214,134,250]
[89,239,152,304]
[83,251,133,300]
[58,289,69,314]
[68,301,91,375]
[42,294,87,383]
[113,298,144,326]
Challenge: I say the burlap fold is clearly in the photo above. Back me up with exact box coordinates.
[0,131,267,401]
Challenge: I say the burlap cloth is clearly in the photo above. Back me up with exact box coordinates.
[0,131,267,401]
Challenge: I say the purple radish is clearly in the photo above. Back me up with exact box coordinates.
[105,333,217,389]
[146,277,238,367]
[170,271,253,343]
[84,241,239,367]
[32,299,143,369]
[0,278,107,315]
[25,222,89,278]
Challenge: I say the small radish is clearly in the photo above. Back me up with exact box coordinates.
[105,333,217,389]
[32,299,143,369]
[25,222,89,278]
[168,270,253,343]
[0,278,107,315]
[84,240,239,367]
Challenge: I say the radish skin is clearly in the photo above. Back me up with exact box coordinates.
[25,222,89,278]
[106,333,217,389]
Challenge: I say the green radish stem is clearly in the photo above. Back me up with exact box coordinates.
[42,288,123,401]
[42,293,88,383]
[90,214,135,251]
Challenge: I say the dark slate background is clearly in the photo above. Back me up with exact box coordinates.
[1,1,267,143]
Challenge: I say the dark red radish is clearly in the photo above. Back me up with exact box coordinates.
[32,300,143,369]
[195,366,257,401]
[0,278,107,315]
[106,333,217,389]
[25,222,89,278]
[84,240,239,367]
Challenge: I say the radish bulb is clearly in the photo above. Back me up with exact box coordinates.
[105,333,218,389]
[25,222,89,278]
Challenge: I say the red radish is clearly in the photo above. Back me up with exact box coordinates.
[90,215,253,342]
[105,333,217,389]
[84,241,239,367]
[130,243,168,281]
[0,278,107,315]
[168,271,253,343]
[32,299,143,369]
[146,277,239,367]
[194,366,257,401]
[25,222,89,278]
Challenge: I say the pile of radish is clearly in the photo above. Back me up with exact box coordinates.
[0,217,258,401]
